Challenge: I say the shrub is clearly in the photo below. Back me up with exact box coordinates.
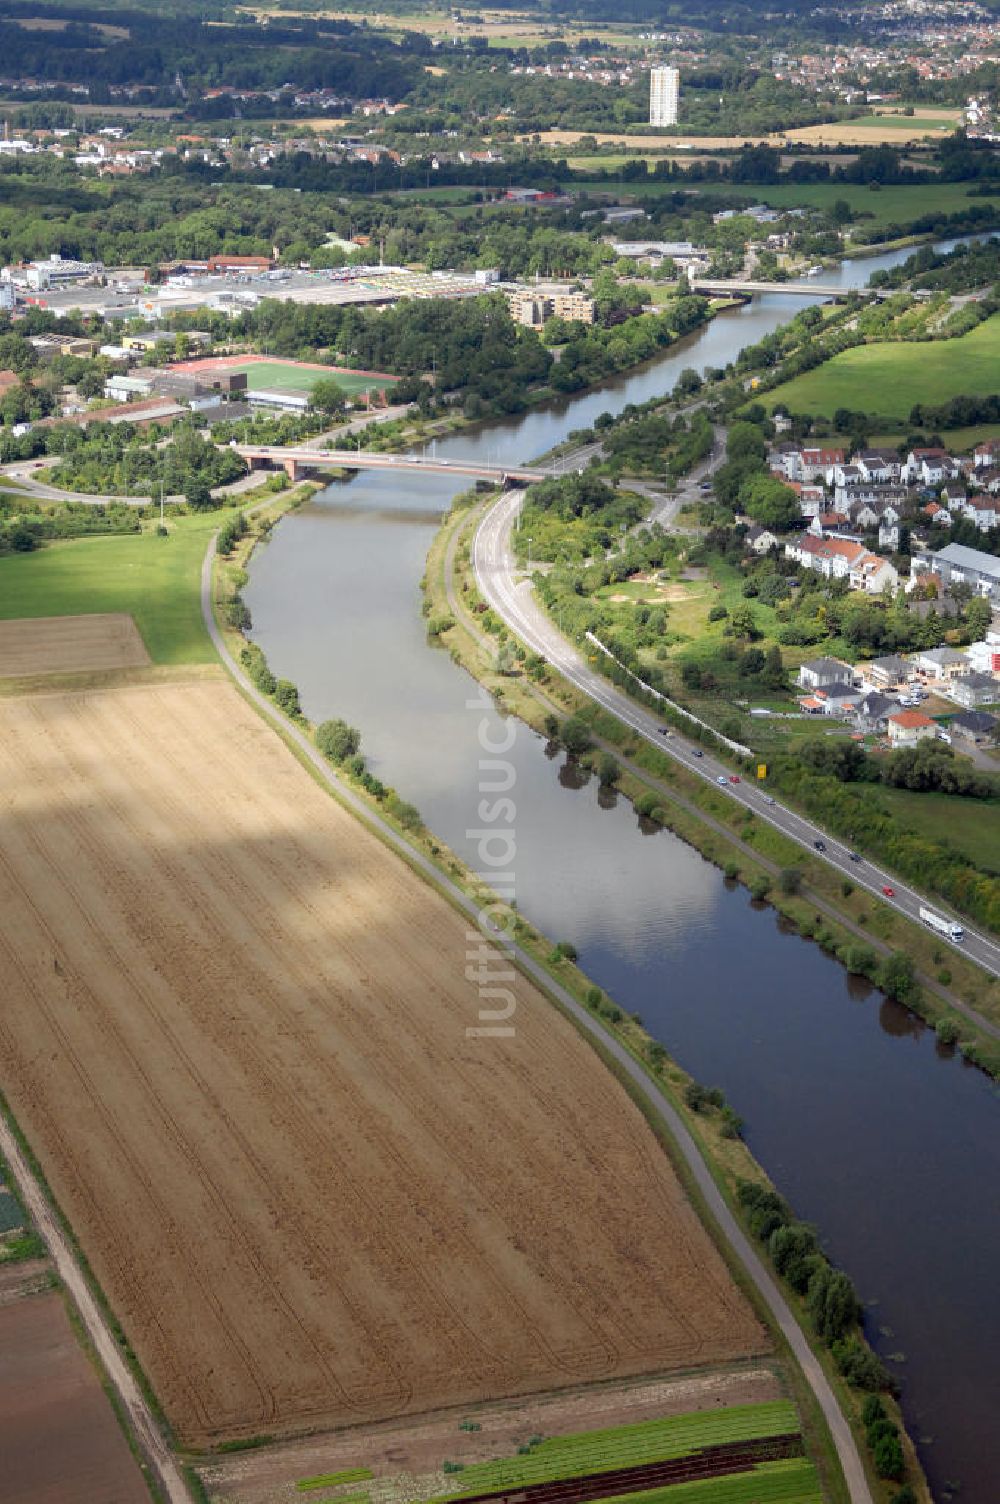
[778,867,802,894]
[562,715,593,755]
[862,1395,887,1429]
[597,752,621,787]
[935,1017,959,1046]
[273,680,301,716]
[873,1433,904,1481]
[387,796,423,832]
[585,986,603,1008]
[833,1337,891,1392]
[556,939,578,962]
[749,875,771,901]
[226,597,251,630]
[316,719,361,764]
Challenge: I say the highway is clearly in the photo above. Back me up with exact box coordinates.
[474,488,1000,997]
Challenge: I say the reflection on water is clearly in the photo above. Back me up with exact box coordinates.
[246,236,1000,1504]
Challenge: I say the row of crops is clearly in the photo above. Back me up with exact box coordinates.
[434,1402,800,1498]
[600,1458,822,1504]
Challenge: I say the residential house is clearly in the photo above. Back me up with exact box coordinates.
[879,521,900,550]
[911,646,970,680]
[797,656,856,691]
[941,483,967,510]
[950,709,997,744]
[816,685,866,717]
[922,501,952,526]
[787,534,897,594]
[912,542,1000,603]
[973,439,1000,470]
[853,690,895,733]
[862,653,913,689]
[807,513,854,537]
[745,525,778,555]
[960,495,1000,533]
[798,446,845,483]
[797,484,827,519]
[857,449,901,484]
[966,632,1000,675]
[887,709,938,746]
[905,447,958,485]
[949,672,998,709]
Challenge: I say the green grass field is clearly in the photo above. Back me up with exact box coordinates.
[235,360,395,398]
[431,1403,800,1500]
[764,312,1000,422]
[0,514,217,665]
[569,178,1000,232]
[863,786,1000,873]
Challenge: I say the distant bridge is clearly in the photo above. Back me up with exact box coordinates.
[691,278,883,301]
[234,445,553,485]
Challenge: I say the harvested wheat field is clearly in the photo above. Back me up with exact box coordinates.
[0,613,149,679]
[0,676,765,1449]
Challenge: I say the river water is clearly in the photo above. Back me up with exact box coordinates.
[246,240,1000,1502]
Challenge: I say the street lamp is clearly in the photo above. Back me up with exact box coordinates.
[527,537,532,573]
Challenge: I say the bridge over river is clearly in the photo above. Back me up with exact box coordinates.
[234,444,554,485]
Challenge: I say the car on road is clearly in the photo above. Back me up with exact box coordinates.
[763,795,776,805]
[729,775,740,783]
[699,481,712,491]
[716,775,728,786]
[848,851,862,862]
[692,748,703,757]
[882,885,895,897]
[814,839,826,851]
[658,727,671,736]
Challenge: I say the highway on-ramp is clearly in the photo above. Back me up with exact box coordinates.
[474,488,1000,998]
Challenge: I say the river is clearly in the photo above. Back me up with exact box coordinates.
[246,238,1000,1503]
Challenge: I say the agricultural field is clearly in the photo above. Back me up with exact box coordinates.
[430,1401,801,1496]
[0,671,766,1449]
[0,514,218,665]
[0,1290,150,1504]
[172,353,397,399]
[565,177,1000,233]
[0,613,149,680]
[764,311,1000,423]
[200,1369,784,1504]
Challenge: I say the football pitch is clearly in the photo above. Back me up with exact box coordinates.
[238,360,395,397]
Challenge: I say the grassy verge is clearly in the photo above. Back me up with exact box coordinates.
[0,511,220,665]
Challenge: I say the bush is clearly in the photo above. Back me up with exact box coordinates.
[873,1433,904,1481]
[387,795,423,832]
[597,752,621,787]
[778,867,802,895]
[708,603,728,621]
[749,875,771,901]
[862,1395,887,1429]
[273,680,301,716]
[226,597,251,630]
[561,715,593,755]
[556,939,578,962]
[833,1337,891,1392]
[585,986,603,1008]
[935,1017,959,1046]
[316,719,361,764]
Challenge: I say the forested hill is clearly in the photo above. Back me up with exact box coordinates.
[0,3,425,98]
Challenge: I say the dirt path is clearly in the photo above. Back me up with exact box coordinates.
[0,1115,191,1504]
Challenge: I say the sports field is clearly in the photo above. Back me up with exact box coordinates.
[172,353,397,399]
[0,667,765,1447]
[765,312,1000,423]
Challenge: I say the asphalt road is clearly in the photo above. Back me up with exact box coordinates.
[200,531,873,1504]
[474,489,1000,996]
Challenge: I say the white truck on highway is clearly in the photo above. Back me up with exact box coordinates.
[919,906,964,942]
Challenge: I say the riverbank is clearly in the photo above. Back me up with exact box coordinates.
[213,501,916,1504]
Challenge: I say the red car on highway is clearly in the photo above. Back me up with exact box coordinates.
[882,885,895,897]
